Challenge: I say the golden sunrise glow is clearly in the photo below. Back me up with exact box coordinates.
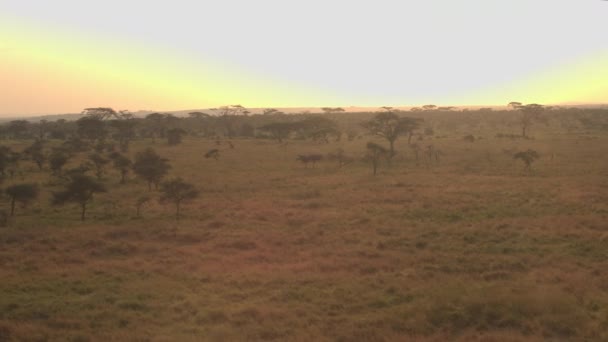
[0,21,343,115]
[1,19,607,115]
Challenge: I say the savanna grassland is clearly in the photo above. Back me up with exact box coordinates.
[1,109,608,341]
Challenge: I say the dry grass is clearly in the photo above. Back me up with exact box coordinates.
[1,129,608,341]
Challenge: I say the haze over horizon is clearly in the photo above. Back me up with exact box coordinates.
[1,0,607,117]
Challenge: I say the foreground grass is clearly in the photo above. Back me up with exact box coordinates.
[1,134,608,341]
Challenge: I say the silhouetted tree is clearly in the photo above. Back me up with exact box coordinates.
[216,105,248,138]
[167,128,187,146]
[132,148,171,190]
[5,183,39,216]
[258,122,295,143]
[321,107,345,114]
[81,107,119,120]
[508,101,523,110]
[296,116,339,143]
[262,108,284,115]
[519,104,545,138]
[110,115,138,152]
[145,113,169,142]
[159,178,199,219]
[77,116,107,141]
[52,174,106,221]
[361,111,422,157]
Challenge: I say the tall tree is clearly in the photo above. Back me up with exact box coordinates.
[216,105,249,138]
[159,178,199,219]
[109,152,132,184]
[132,148,171,190]
[81,107,120,120]
[110,115,138,152]
[167,128,187,146]
[77,117,107,142]
[52,174,106,221]
[258,122,295,143]
[5,183,39,216]
[145,113,170,142]
[361,111,422,157]
[519,104,545,138]
[321,107,345,114]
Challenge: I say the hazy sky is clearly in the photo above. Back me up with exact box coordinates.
[1,0,607,115]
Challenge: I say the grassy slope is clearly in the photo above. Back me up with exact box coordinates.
[0,132,607,341]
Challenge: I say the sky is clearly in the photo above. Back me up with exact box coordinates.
[0,0,607,116]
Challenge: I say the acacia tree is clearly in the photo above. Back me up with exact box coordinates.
[215,105,249,138]
[258,122,295,143]
[145,113,169,142]
[361,111,422,157]
[519,104,545,138]
[132,148,171,190]
[109,152,132,184]
[77,116,107,142]
[5,183,39,216]
[159,178,199,219]
[366,142,389,176]
[167,128,187,146]
[321,107,345,114]
[110,114,138,152]
[49,149,70,176]
[296,116,340,143]
[52,174,106,221]
[81,107,120,120]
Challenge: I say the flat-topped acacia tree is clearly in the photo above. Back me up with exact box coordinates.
[362,110,422,158]
[5,183,39,216]
[160,178,199,220]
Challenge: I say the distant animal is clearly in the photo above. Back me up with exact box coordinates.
[205,149,220,160]
[228,141,234,149]
[297,154,323,168]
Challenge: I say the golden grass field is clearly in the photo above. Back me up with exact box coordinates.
[1,128,608,341]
